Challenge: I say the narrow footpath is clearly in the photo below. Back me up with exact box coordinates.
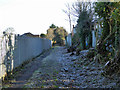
[3,46,120,88]
[2,48,52,88]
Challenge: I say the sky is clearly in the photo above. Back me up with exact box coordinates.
[0,0,75,35]
[0,0,115,35]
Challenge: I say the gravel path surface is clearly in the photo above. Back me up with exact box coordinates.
[2,46,120,88]
[23,46,120,88]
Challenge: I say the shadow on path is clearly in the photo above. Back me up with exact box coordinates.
[2,47,53,88]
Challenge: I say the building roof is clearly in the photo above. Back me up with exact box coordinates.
[22,32,40,37]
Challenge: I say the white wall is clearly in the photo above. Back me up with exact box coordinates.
[0,34,52,79]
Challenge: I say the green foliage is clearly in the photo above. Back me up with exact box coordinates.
[95,3,110,42]
[46,25,68,46]
[72,33,79,46]
[95,2,120,32]
[95,2,120,60]
[40,33,46,38]
[71,2,93,50]
[47,28,55,40]
[49,24,57,28]
[75,11,91,49]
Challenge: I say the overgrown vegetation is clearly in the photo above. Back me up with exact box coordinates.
[94,2,120,76]
[66,1,120,76]
[67,1,94,51]
[46,24,68,46]
[40,33,46,38]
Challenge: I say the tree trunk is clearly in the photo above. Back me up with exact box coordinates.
[118,22,120,59]
[82,35,86,50]
[88,31,92,48]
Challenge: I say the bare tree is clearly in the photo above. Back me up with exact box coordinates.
[3,27,15,35]
[63,3,72,33]
[71,0,94,17]
[63,0,94,30]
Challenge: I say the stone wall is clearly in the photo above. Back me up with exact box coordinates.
[0,34,52,79]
